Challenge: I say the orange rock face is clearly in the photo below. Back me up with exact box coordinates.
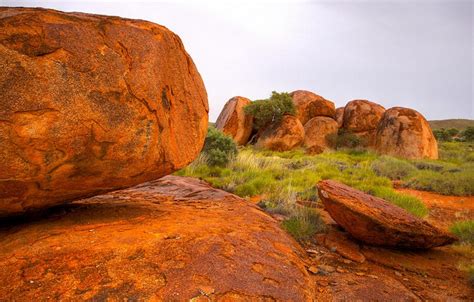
[335,107,344,128]
[290,90,336,125]
[215,96,253,145]
[256,115,305,151]
[375,107,438,159]
[342,100,385,147]
[0,176,312,301]
[0,8,208,216]
[303,116,338,154]
[317,180,457,248]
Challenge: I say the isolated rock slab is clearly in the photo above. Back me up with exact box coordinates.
[317,180,457,248]
[0,176,312,301]
[375,107,438,159]
[290,90,336,125]
[215,96,253,145]
[256,115,305,151]
[303,116,339,154]
[0,8,208,216]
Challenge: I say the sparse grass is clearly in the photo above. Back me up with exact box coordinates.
[281,207,326,241]
[450,220,474,244]
[178,146,428,217]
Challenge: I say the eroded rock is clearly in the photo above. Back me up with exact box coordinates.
[335,107,344,128]
[215,96,253,145]
[256,115,304,151]
[0,8,208,216]
[317,180,457,248]
[375,107,438,159]
[290,90,336,125]
[342,100,385,147]
[303,117,338,154]
[0,176,312,301]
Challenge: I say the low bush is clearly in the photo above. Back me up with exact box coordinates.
[371,156,417,180]
[327,129,365,150]
[450,220,474,244]
[202,126,237,166]
[244,91,296,130]
[281,207,326,241]
[405,169,474,196]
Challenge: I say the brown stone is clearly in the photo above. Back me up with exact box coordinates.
[0,176,313,301]
[375,107,438,159]
[290,90,336,125]
[343,100,385,133]
[0,8,209,216]
[317,180,457,248]
[256,115,304,151]
[322,230,366,263]
[342,100,385,147]
[335,107,344,128]
[215,96,253,145]
[303,116,338,154]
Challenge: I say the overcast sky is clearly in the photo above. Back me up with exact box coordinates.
[3,0,473,121]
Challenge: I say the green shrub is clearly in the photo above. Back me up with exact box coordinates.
[202,127,237,166]
[469,266,474,287]
[406,169,474,196]
[281,207,325,241]
[450,220,474,244]
[462,127,474,142]
[244,91,296,130]
[328,129,365,149]
[371,156,416,180]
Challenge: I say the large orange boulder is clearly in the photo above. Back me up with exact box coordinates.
[303,117,339,154]
[317,180,456,248]
[0,8,208,216]
[335,107,344,128]
[215,96,253,145]
[256,115,304,151]
[290,90,336,125]
[0,176,313,300]
[342,100,385,147]
[375,107,438,159]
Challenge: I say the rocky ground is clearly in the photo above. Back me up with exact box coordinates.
[0,176,472,301]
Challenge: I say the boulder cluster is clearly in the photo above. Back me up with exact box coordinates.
[216,90,438,159]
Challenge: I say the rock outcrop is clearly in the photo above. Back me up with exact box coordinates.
[0,176,312,301]
[335,107,344,128]
[303,117,339,154]
[290,90,336,125]
[342,100,385,147]
[317,180,457,248]
[375,107,438,159]
[256,115,305,151]
[215,96,253,145]
[0,8,208,216]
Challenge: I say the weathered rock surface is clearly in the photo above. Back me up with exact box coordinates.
[317,180,457,248]
[290,90,336,125]
[335,107,344,128]
[303,116,339,154]
[0,8,208,216]
[375,107,438,159]
[342,100,385,147]
[256,115,305,151]
[215,96,253,145]
[0,176,312,301]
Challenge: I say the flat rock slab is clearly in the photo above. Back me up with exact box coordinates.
[317,180,457,248]
[0,176,312,301]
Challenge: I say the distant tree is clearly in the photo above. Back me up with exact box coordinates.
[447,128,460,137]
[461,127,474,142]
[244,91,296,130]
[433,128,451,142]
[202,126,237,166]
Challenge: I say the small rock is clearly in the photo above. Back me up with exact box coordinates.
[336,267,347,273]
[368,274,378,279]
[439,285,447,290]
[394,271,402,277]
[347,280,357,285]
[198,286,215,296]
[342,259,352,264]
[329,280,338,286]
[307,266,319,274]
[356,272,365,276]
[306,249,319,255]
[318,265,336,274]
[317,280,329,287]
[403,278,409,281]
